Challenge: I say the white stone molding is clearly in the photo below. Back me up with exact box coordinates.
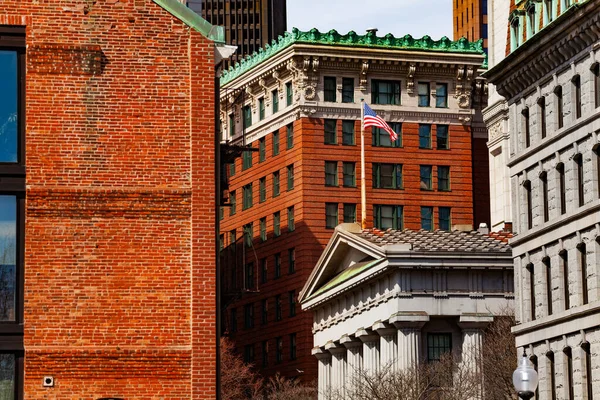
[359,60,369,92]
[390,312,429,370]
[340,334,362,382]
[325,341,347,396]
[313,347,332,398]
[373,321,397,371]
[356,328,380,375]
[406,63,416,94]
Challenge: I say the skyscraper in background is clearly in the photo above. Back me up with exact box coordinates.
[453,0,488,52]
[189,0,287,66]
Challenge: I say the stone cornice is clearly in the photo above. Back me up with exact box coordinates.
[484,1,600,102]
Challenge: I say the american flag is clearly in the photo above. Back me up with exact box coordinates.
[363,103,398,141]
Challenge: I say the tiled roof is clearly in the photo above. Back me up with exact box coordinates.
[357,229,511,253]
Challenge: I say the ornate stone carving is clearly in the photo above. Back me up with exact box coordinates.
[488,121,502,141]
[360,60,370,91]
[407,63,416,94]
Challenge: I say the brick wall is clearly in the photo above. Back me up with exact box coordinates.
[0,1,217,398]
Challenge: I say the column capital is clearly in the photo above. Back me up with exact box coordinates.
[372,320,396,336]
[325,341,347,355]
[390,311,429,329]
[355,327,379,343]
[312,346,332,360]
[340,334,362,349]
[457,313,494,330]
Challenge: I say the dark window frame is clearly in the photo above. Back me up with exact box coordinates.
[374,204,403,230]
[342,78,354,103]
[373,163,403,189]
[421,206,433,231]
[285,81,293,106]
[325,161,338,187]
[419,124,432,149]
[436,83,448,108]
[572,75,581,120]
[343,203,356,223]
[438,207,451,231]
[325,203,338,229]
[538,97,547,139]
[342,120,355,145]
[436,125,449,150]
[427,333,452,362]
[418,82,430,107]
[286,123,293,149]
[342,162,356,187]
[324,119,337,144]
[324,76,337,102]
[371,79,401,105]
[437,166,450,191]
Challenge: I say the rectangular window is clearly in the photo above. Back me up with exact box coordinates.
[0,196,18,323]
[229,162,236,177]
[273,211,281,237]
[419,124,432,148]
[420,165,433,190]
[421,206,433,231]
[286,123,294,149]
[427,333,452,362]
[228,113,235,137]
[436,125,449,149]
[593,63,600,109]
[573,76,581,119]
[342,120,355,145]
[436,83,448,108]
[286,82,293,106]
[324,76,337,102]
[272,131,280,156]
[273,171,280,197]
[343,162,356,187]
[374,205,403,230]
[261,258,268,284]
[343,203,356,223]
[523,108,530,148]
[325,203,338,229]
[287,164,294,190]
[439,207,451,231]
[524,180,532,230]
[373,163,403,189]
[560,250,569,310]
[243,105,252,128]
[541,172,549,222]
[371,79,401,105]
[290,333,297,360]
[242,149,252,170]
[557,163,566,214]
[438,166,450,191]
[272,89,279,113]
[259,177,266,203]
[288,248,295,274]
[287,206,295,232]
[583,343,593,400]
[262,340,269,367]
[548,352,557,400]
[261,299,268,324]
[219,207,224,221]
[555,86,563,129]
[539,97,547,139]
[258,138,266,162]
[342,78,354,103]
[229,191,236,216]
[418,82,430,107]
[275,295,282,321]
[244,344,254,363]
[544,257,552,315]
[575,154,584,207]
[260,217,267,242]
[259,97,265,120]
[372,123,402,147]
[288,290,296,317]
[243,223,253,247]
[564,347,574,400]
[245,261,255,290]
[274,253,281,279]
[579,243,588,305]
[324,119,337,144]
[276,337,283,363]
[242,183,253,210]
[325,161,338,187]
[244,303,254,329]
[527,263,535,320]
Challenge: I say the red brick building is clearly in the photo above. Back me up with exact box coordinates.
[453,0,489,51]
[218,28,487,382]
[0,1,231,398]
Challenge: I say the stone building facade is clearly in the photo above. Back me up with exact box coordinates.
[218,28,488,381]
[484,1,600,399]
[299,224,513,398]
[0,1,230,398]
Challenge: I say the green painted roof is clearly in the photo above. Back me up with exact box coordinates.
[153,0,225,43]
[221,28,485,85]
[308,259,382,300]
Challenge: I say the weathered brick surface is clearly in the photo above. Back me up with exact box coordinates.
[0,1,217,398]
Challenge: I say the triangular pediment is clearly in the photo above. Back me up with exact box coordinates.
[299,224,386,306]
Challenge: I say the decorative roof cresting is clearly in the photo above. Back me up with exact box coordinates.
[220,27,485,85]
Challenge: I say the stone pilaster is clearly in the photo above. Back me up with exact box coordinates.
[312,346,332,400]
[340,334,362,381]
[458,314,493,400]
[391,312,429,371]
[373,321,398,371]
[325,341,347,397]
[356,328,380,376]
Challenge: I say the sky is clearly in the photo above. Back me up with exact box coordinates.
[287,0,453,41]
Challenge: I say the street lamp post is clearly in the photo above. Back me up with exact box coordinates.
[512,348,539,400]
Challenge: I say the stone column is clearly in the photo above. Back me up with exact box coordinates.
[325,341,346,397]
[391,312,429,371]
[458,314,493,400]
[356,328,380,376]
[312,346,332,400]
[373,321,398,372]
[340,334,362,385]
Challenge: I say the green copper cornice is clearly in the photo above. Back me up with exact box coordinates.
[152,0,225,43]
[220,27,485,85]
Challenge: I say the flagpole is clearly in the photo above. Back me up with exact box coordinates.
[360,99,366,230]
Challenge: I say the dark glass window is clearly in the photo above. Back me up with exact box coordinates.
[371,80,400,105]
[436,125,449,149]
[427,333,452,361]
[555,86,563,129]
[343,162,356,187]
[261,258,267,284]
[324,76,336,102]
[438,166,450,191]
[261,299,268,324]
[262,340,269,367]
[324,119,337,144]
[342,78,354,103]
[583,342,593,400]
[325,161,338,187]
[287,206,295,232]
[274,253,281,279]
[374,205,403,230]
[543,257,552,315]
[419,124,432,148]
[245,262,255,290]
[286,123,293,149]
[0,50,19,163]
[288,248,295,274]
[560,250,569,310]
[287,164,294,191]
[275,295,282,321]
[288,290,296,317]
[242,149,252,170]
[524,180,532,230]
[0,196,17,321]
[343,203,356,223]
[272,171,280,197]
[575,154,584,207]
[272,131,280,156]
[229,191,236,216]
[342,120,355,145]
[420,165,432,190]
[243,105,252,128]
[523,108,530,148]
[373,163,402,189]
[325,203,338,229]
[229,162,236,177]
[244,303,254,329]
[273,212,280,237]
[539,97,547,139]
[272,89,279,113]
[541,172,549,222]
[564,347,574,400]
[258,138,266,162]
[418,82,430,107]
[578,243,588,305]
[290,333,297,360]
[259,97,265,120]
[557,163,566,214]
[242,183,253,210]
[548,352,556,400]
[439,207,451,231]
[436,83,448,108]
[276,337,283,363]
[228,113,235,137]
[286,82,293,106]
[527,263,535,320]
[243,223,253,247]
[372,123,402,147]
[573,75,581,119]
[421,206,433,231]
[259,177,266,203]
[593,63,600,109]
[259,217,267,242]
